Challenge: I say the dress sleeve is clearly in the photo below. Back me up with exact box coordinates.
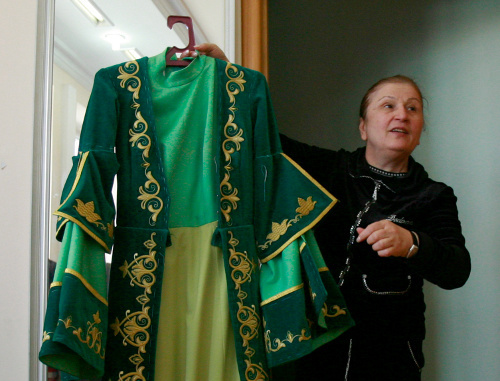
[39,222,108,379]
[39,68,119,378]
[250,72,355,368]
[54,68,119,253]
[408,185,471,289]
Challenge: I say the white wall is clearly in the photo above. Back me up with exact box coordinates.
[269,1,500,379]
[183,0,225,47]
[415,3,500,379]
[0,0,37,379]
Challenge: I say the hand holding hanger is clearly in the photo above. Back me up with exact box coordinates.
[179,43,230,62]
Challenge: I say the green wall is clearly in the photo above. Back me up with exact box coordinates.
[269,1,500,379]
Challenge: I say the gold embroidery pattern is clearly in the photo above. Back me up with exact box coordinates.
[42,331,52,343]
[58,311,105,359]
[74,199,114,238]
[263,319,311,353]
[110,233,158,381]
[118,61,163,225]
[322,304,347,318]
[74,199,107,231]
[258,197,317,250]
[228,232,269,381]
[220,63,246,224]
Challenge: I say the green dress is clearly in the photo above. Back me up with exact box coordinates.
[40,51,354,381]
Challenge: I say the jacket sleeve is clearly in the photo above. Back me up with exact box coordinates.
[54,68,119,253]
[250,72,355,368]
[39,222,108,379]
[39,68,120,378]
[408,185,471,289]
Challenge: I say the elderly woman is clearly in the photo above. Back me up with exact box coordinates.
[190,46,471,380]
[278,74,471,380]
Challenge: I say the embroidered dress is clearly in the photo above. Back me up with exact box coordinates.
[39,52,354,381]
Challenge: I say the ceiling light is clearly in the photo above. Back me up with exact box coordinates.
[104,33,127,50]
[71,0,112,26]
[123,49,143,61]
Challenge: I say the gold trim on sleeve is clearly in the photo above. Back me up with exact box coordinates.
[264,318,311,354]
[258,196,318,261]
[73,199,114,238]
[322,304,347,318]
[59,310,105,359]
[52,212,110,252]
[220,62,246,224]
[57,151,89,210]
[281,152,337,202]
[118,60,164,225]
[260,284,304,307]
[50,281,63,288]
[318,267,329,272]
[65,268,108,306]
[259,153,339,263]
[55,218,70,239]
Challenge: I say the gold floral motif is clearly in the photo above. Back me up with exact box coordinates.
[129,354,144,366]
[42,331,52,343]
[118,60,163,225]
[110,308,151,353]
[245,361,269,381]
[73,199,114,238]
[322,304,347,318]
[118,366,145,381]
[137,171,163,224]
[264,320,311,354]
[296,196,317,216]
[220,63,246,224]
[258,197,317,250]
[129,111,151,159]
[74,199,105,228]
[58,311,105,359]
[111,232,158,381]
[118,61,141,99]
[118,251,157,294]
[228,231,270,380]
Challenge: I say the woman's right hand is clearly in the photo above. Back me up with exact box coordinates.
[179,43,229,62]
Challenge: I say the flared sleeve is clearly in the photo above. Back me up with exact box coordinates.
[39,222,108,379]
[255,153,355,367]
[39,68,120,379]
[247,69,354,368]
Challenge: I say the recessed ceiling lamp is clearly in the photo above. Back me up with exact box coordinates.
[71,0,112,26]
[104,33,127,51]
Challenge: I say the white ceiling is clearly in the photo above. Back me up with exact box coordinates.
[54,0,203,90]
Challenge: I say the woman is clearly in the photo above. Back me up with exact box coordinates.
[190,45,471,380]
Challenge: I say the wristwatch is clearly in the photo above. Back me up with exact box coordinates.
[406,231,419,258]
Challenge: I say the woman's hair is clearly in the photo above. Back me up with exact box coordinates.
[359,75,424,119]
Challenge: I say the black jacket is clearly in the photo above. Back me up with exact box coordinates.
[280,134,471,340]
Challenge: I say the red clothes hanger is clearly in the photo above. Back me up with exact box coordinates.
[165,15,196,67]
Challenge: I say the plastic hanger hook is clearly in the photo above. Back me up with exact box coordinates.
[165,16,196,67]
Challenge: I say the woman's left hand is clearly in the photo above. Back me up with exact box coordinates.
[356,220,413,258]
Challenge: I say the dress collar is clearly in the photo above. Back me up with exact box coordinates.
[147,48,207,88]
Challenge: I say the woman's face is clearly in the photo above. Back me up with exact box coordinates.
[359,82,424,164]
